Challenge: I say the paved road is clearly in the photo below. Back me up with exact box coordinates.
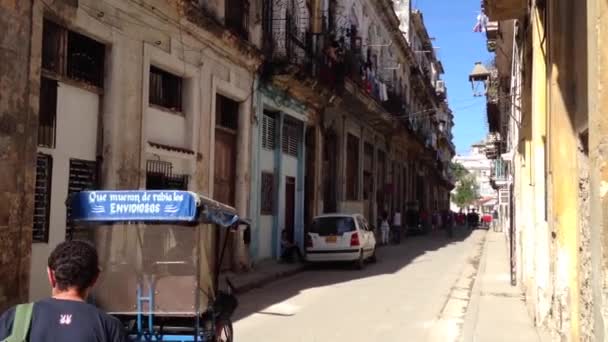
[233,228,487,342]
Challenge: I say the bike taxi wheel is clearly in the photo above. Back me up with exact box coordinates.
[216,319,233,342]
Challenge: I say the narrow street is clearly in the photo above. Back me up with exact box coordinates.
[234,228,486,342]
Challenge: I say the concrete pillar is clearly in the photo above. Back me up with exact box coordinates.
[359,125,364,201]
[272,112,284,259]
[233,91,252,269]
[0,0,38,312]
[373,136,379,224]
[295,122,306,250]
[314,124,324,216]
[248,91,262,261]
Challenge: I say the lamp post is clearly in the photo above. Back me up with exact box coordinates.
[468,61,491,97]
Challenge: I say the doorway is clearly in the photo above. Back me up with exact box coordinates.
[284,176,296,243]
[214,94,239,271]
[323,130,338,213]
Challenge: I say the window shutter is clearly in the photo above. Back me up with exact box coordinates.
[262,114,276,150]
[282,120,299,157]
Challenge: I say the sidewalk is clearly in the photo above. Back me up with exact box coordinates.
[220,259,305,294]
[461,230,547,342]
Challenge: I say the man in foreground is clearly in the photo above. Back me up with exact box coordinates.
[0,240,127,341]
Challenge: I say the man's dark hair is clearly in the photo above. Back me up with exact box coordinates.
[47,240,100,292]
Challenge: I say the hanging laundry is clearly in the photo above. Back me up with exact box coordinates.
[473,12,489,33]
[381,82,389,102]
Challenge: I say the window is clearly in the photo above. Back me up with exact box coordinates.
[225,0,250,40]
[260,172,274,215]
[38,77,57,148]
[149,66,183,112]
[310,216,356,236]
[216,95,239,130]
[346,134,360,200]
[66,158,98,239]
[145,160,189,190]
[261,113,276,150]
[282,119,299,157]
[33,154,53,243]
[42,19,105,88]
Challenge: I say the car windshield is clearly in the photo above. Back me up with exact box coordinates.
[310,217,356,236]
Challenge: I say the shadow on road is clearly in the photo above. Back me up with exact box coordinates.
[233,225,483,322]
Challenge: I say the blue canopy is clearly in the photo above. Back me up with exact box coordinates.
[70,190,240,227]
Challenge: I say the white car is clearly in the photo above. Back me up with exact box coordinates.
[305,213,377,269]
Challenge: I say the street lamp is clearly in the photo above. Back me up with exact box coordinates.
[468,62,491,97]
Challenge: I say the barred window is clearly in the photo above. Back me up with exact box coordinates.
[146,160,189,190]
[261,113,276,150]
[33,154,53,243]
[260,172,274,215]
[66,158,98,239]
[42,19,105,88]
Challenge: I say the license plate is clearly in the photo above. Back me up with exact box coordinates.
[325,236,337,243]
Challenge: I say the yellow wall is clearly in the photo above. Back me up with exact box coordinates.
[513,1,583,338]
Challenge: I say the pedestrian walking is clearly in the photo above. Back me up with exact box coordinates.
[380,212,390,245]
[492,209,500,232]
[392,209,402,244]
[0,240,128,341]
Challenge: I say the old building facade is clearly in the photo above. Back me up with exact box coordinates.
[0,0,454,309]
[482,0,608,339]
[1,0,263,308]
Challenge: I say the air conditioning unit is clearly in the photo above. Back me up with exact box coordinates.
[436,80,446,97]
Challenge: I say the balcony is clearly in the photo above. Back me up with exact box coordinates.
[490,158,509,189]
[486,69,500,132]
[436,80,446,100]
[483,0,527,21]
[486,21,499,52]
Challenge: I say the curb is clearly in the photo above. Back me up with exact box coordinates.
[459,230,489,342]
[232,265,306,294]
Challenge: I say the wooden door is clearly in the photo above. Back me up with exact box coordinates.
[214,128,237,272]
[285,177,296,242]
[214,128,237,206]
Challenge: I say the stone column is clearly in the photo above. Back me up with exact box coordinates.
[233,92,252,270]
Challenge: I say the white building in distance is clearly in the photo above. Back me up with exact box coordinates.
[451,140,497,213]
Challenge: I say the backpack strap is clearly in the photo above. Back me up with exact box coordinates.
[7,303,34,342]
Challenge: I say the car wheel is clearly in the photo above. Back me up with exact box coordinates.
[369,249,377,263]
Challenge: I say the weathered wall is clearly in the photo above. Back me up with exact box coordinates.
[30,83,100,301]
[0,0,38,312]
[588,0,608,339]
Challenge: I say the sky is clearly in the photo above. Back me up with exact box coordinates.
[414,0,492,155]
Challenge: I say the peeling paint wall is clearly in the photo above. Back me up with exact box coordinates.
[0,0,38,312]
